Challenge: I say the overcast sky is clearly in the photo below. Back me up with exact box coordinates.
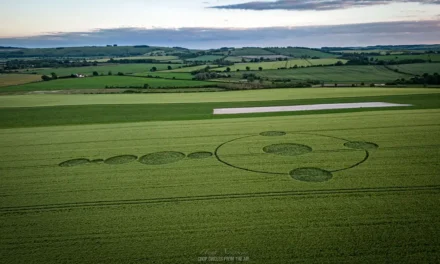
[0,0,439,48]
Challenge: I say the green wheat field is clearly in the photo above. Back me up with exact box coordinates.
[1,88,439,263]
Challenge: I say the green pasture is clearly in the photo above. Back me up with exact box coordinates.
[0,76,215,92]
[186,55,224,62]
[230,65,409,83]
[1,104,439,263]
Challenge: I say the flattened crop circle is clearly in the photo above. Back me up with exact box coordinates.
[263,143,312,156]
[290,168,333,182]
[139,151,186,165]
[344,141,379,150]
[260,131,286,137]
[187,152,213,159]
[59,158,90,167]
[104,155,138,165]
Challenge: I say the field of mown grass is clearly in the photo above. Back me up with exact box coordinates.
[230,65,409,83]
[22,63,184,76]
[1,98,439,263]
[0,76,215,92]
[216,59,345,71]
[0,74,42,87]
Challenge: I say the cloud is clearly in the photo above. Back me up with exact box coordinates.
[211,0,440,11]
[0,20,439,49]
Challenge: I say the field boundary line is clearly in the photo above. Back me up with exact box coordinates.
[1,185,439,213]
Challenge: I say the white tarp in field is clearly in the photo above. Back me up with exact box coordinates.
[213,102,412,115]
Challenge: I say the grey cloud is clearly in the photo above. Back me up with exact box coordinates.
[0,20,439,49]
[211,0,440,11]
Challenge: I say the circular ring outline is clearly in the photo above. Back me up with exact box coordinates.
[214,132,370,175]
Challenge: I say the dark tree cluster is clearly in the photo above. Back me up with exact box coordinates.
[193,72,231,80]
[107,58,179,64]
[387,73,440,85]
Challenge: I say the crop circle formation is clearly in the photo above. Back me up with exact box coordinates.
[260,131,286,136]
[263,143,313,156]
[58,131,378,184]
[104,155,138,165]
[59,158,90,167]
[187,152,213,159]
[139,151,186,165]
[214,132,379,181]
[289,167,333,182]
[344,141,379,150]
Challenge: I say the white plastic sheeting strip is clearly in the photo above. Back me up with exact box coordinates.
[213,102,412,115]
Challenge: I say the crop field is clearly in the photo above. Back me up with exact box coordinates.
[23,63,184,76]
[230,48,276,56]
[225,56,244,62]
[216,59,345,71]
[163,64,218,72]
[0,86,439,263]
[0,76,215,92]
[371,53,440,62]
[387,63,440,75]
[132,72,195,80]
[337,49,405,54]
[0,74,41,87]
[230,65,409,83]
[186,55,225,62]
[266,47,337,58]
[1,87,437,107]
[91,55,180,62]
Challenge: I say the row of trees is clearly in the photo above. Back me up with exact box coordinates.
[193,72,231,80]
[5,59,97,70]
[342,54,431,65]
[387,73,440,85]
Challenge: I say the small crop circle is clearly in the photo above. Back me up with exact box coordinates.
[187,152,213,159]
[344,141,379,150]
[139,151,186,165]
[263,143,312,156]
[91,159,104,164]
[290,168,333,182]
[59,158,90,167]
[260,131,286,137]
[104,155,138,165]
